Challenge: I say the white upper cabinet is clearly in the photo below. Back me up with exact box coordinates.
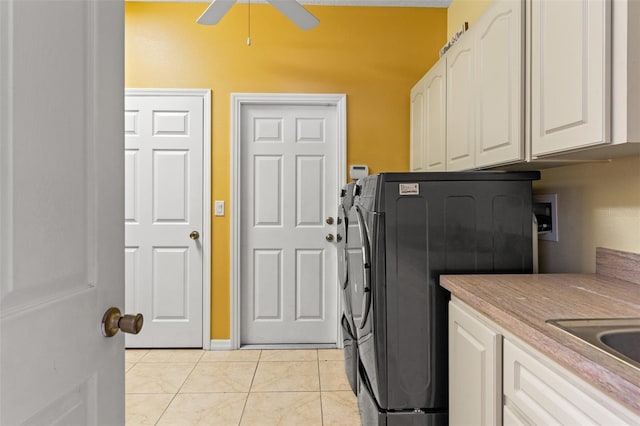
[411,0,639,171]
[424,58,447,171]
[446,32,476,171]
[530,0,609,156]
[474,0,524,167]
[530,0,640,158]
[411,59,447,172]
[410,0,525,172]
[410,75,427,171]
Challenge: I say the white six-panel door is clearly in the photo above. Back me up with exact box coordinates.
[239,101,342,345]
[124,92,205,348]
[1,1,124,423]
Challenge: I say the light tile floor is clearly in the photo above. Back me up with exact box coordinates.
[125,349,361,426]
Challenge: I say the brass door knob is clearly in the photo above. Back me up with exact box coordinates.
[101,307,143,337]
[190,231,200,240]
[326,217,334,225]
[326,234,335,242]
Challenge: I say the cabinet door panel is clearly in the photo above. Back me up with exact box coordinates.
[410,78,426,171]
[449,301,502,426]
[475,0,523,167]
[446,34,475,171]
[531,0,610,156]
[504,339,632,424]
[424,59,446,171]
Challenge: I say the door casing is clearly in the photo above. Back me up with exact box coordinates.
[124,88,212,350]
[230,93,347,350]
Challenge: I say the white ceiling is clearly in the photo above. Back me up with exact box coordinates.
[129,0,452,7]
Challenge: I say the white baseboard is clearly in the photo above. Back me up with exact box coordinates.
[210,339,232,351]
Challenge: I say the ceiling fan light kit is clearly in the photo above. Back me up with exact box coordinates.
[197,0,320,31]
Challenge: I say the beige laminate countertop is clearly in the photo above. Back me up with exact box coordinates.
[440,273,640,416]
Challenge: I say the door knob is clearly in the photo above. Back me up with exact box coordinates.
[190,230,200,240]
[326,234,335,242]
[326,217,334,225]
[102,307,143,337]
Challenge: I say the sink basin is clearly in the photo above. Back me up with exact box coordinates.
[600,330,640,363]
[546,318,640,369]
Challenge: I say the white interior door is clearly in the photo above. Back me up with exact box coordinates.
[1,1,124,424]
[124,92,205,348]
[239,101,341,345]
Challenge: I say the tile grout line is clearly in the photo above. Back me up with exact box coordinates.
[237,349,262,426]
[151,351,206,426]
[316,350,325,426]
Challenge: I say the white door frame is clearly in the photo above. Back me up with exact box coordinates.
[124,88,212,350]
[230,93,347,350]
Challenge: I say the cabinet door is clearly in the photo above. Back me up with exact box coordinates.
[531,0,610,156]
[424,59,447,171]
[410,76,426,171]
[475,0,524,168]
[446,33,475,171]
[449,300,502,426]
[504,339,637,424]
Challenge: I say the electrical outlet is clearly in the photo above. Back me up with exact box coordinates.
[533,194,558,242]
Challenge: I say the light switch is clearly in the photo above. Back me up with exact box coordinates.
[215,200,225,217]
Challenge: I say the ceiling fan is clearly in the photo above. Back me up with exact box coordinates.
[197,0,320,30]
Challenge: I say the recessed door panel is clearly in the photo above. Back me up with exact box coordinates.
[125,247,139,313]
[296,156,324,227]
[153,247,189,320]
[125,110,139,135]
[296,249,324,320]
[153,150,189,223]
[296,118,325,143]
[124,150,139,223]
[153,110,189,136]
[253,249,283,321]
[254,156,282,227]
[254,118,283,143]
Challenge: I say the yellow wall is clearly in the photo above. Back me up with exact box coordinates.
[125,3,447,339]
[533,156,640,273]
[446,0,493,38]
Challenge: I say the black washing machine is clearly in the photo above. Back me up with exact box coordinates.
[348,171,540,425]
[337,182,358,395]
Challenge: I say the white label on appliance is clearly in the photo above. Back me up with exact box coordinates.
[399,183,419,195]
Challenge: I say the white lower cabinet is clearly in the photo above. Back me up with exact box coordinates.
[449,297,640,425]
[503,339,637,425]
[449,301,502,425]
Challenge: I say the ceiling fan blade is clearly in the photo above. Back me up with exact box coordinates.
[268,0,319,30]
[197,0,237,25]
